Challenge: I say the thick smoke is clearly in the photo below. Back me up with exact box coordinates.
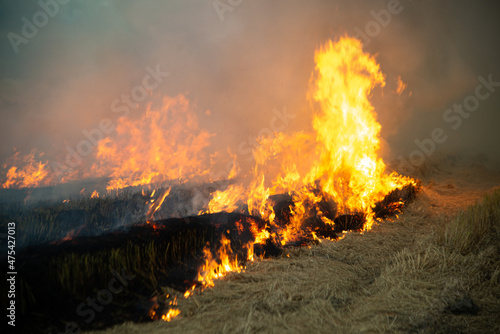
[1,0,499,185]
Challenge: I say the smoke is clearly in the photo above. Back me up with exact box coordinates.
[1,0,500,184]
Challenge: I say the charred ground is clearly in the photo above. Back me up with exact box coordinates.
[1,177,417,333]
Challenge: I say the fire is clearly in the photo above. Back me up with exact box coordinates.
[206,36,415,235]
[162,308,180,321]
[146,187,171,221]
[0,35,418,327]
[1,94,213,191]
[1,39,412,228]
[196,235,243,289]
[245,241,255,261]
[303,36,413,229]
[161,236,253,322]
[395,75,407,95]
[205,184,243,214]
[1,150,52,189]
[91,95,212,190]
[148,294,182,322]
[253,228,270,245]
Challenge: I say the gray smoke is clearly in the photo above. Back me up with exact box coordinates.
[1,0,499,182]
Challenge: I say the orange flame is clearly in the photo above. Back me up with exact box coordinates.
[91,95,212,190]
[164,35,417,311]
[206,36,415,236]
[395,75,407,95]
[147,187,171,221]
[303,36,414,229]
[196,235,243,289]
[205,184,243,214]
[162,308,180,321]
[0,35,417,326]
[1,150,52,189]
[1,95,213,191]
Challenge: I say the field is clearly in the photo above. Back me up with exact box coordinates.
[79,156,500,334]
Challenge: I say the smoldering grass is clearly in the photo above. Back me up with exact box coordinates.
[0,190,150,247]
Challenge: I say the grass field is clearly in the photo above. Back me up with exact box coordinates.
[85,156,500,334]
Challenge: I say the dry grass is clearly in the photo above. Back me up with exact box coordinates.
[87,159,500,334]
[438,187,500,254]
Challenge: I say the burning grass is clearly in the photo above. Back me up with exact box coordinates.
[2,180,417,333]
[84,163,500,334]
[1,34,495,333]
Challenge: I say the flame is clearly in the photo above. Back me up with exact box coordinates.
[162,308,180,321]
[227,149,240,179]
[246,217,270,245]
[147,305,157,319]
[303,36,414,229]
[205,184,243,214]
[1,150,52,189]
[91,95,212,190]
[146,187,171,221]
[0,35,418,325]
[1,95,212,191]
[91,190,99,198]
[149,37,416,315]
[205,36,415,236]
[196,235,242,289]
[395,75,407,95]
[149,295,181,322]
[245,241,255,261]
[151,36,415,322]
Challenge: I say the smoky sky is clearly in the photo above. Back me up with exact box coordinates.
[1,0,500,176]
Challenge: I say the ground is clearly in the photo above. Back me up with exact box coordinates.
[87,155,500,334]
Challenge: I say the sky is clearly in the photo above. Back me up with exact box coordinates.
[1,0,500,179]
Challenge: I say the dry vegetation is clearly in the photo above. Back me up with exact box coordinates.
[86,157,500,334]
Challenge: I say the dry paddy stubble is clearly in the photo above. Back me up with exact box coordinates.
[89,160,500,334]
